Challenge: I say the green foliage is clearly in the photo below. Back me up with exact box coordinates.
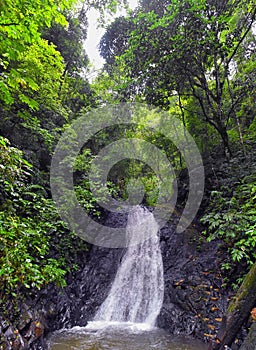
[0,136,32,205]
[0,0,255,311]
[0,0,74,152]
[121,171,160,207]
[201,174,256,267]
[0,214,67,295]
[0,2,91,160]
[0,0,130,155]
[74,147,118,216]
[0,0,76,107]
[84,0,128,23]
[100,0,256,154]
[17,38,64,109]
[0,136,85,299]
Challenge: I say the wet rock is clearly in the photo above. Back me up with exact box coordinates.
[1,320,9,333]
[0,340,10,350]
[4,327,14,340]
[157,221,229,344]
[18,310,32,331]
[0,212,233,349]
[10,330,23,350]
[239,323,256,350]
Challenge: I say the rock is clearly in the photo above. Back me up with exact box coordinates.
[0,211,234,349]
[239,323,256,350]
[18,310,32,331]
[251,309,256,321]
[1,320,9,333]
[10,335,21,350]
[157,219,228,344]
[0,340,11,350]
[4,326,14,339]
[34,321,44,339]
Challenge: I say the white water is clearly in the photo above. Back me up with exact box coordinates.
[92,206,164,327]
[49,206,208,350]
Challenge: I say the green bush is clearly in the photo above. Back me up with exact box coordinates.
[0,136,78,299]
[201,174,256,268]
[0,214,67,296]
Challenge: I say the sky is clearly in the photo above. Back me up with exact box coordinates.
[84,0,138,78]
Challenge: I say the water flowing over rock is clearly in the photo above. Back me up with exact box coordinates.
[1,209,247,349]
[94,206,164,325]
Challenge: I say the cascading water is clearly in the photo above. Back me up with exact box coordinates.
[49,206,208,350]
[93,205,164,326]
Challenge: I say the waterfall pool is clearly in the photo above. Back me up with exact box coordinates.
[48,322,208,350]
[48,207,208,350]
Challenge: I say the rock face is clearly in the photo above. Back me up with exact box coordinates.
[0,211,244,349]
[240,323,256,350]
[158,218,229,339]
[0,212,126,350]
[0,302,47,350]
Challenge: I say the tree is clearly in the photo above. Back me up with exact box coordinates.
[42,7,96,117]
[101,0,256,156]
[0,0,128,109]
[213,262,256,349]
[0,0,76,107]
[99,16,135,72]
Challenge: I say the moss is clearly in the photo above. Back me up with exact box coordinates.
[227,262,256,313]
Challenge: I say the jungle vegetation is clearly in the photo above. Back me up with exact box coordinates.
[0,0,255,304]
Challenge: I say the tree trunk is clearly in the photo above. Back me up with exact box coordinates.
[217,123,232,160]
[213,262,256,350]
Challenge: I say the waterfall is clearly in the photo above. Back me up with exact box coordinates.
[93,206,164,326]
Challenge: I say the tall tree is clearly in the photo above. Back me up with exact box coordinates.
[0,0,76,107]
[99,16,135,72]
[101,0,256,156]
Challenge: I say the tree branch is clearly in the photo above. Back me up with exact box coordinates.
[0,22,19,26]
[227,6,256,67]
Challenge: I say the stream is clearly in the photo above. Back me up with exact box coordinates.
[48,322,207,350]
